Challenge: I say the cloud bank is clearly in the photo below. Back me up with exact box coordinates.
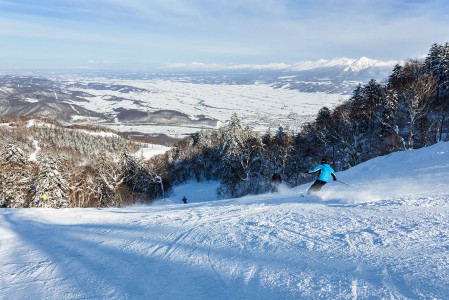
[0,0,448,69]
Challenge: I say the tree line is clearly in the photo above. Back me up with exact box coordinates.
[0,116,163,208]
[149,42,449,198]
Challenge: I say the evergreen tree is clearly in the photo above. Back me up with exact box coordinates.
[1,142,27,164]
[30,156,70,208]
[425,43,449,141]
[122,152,163,202]
[0,143,32,208]
[306,107,344,165]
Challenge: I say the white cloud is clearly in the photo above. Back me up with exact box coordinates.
[163,61,291,71]
[1,0,449,69]
[87,60,117,64]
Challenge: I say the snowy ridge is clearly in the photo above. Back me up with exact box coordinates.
[291,56,398,72]
[165,57,398,72]
[290,57,355,71]
[344,56,397,72]
[1,142,449,299]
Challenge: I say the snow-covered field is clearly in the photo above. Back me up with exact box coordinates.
[135,143,171,160]
[2,142,449,299]
[69,79,345,121]
[66,78,347,136]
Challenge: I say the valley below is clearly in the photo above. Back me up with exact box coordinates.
[1,58,394,143]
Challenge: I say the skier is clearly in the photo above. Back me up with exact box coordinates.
[304,158,337,195]
[182,196,187,204]
[271,172,282,193]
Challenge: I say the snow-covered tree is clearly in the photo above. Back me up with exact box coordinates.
[425,43,449,96]
[389,61,437,148]
[425,43,449,142]
[271,126,294,175]
[0,143,32,208]
[122,152,164,202]
[30,156,70,208]
[217,114,267,198]
[68,166,100,208]
[1,142,27,164]
[93,155,126,207]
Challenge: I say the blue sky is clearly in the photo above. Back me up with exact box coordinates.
[1,0,448,70]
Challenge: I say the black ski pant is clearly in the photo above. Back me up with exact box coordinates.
[307,179,327,195]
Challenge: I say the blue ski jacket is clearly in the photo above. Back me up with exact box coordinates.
[307,164,336,183]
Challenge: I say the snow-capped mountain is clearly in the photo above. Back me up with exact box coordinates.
[166,56,398,74]
[289,56,398,72]
[2,141,448,299]
[161,56,398,94]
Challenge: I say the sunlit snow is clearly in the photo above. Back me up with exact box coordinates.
[1,142,449,299]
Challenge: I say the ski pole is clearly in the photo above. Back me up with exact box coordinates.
[336,180,351,187]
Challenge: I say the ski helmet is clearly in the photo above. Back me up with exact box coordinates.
[321,158,328,164]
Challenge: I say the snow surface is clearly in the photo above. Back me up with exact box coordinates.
[29,139,40,162]
[66,78,347,137]
[134,143,170,160]
[1,143,449,299]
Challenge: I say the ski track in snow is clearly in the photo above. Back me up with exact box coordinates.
[2,142,449,299]
[2,195,449,299]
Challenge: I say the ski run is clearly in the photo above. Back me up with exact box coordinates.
[1,142,449,299]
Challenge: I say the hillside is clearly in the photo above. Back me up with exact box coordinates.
[0,116,168,208]
[1,142,448,299]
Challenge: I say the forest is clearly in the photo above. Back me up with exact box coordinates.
[148,43,449,198]
[1,43,448,207]
[0,118,163,208]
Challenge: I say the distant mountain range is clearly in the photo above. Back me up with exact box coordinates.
[288,56,398,72]
[167,56,398,73]
[161,56,398,94]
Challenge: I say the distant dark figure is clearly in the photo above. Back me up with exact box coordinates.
[272,172,282,184]
[304,158,337,195]
[182,196,188,204]
[271,172,282,193]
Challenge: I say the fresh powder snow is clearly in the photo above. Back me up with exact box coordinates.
[1,142,449,299]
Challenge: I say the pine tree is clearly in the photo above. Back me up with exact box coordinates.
[30,156,70,208]
[122,152,163,202]
[0,143,32,208]
[1,143,27,164]
[425,43,449,142]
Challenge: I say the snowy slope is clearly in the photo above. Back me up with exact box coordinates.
[1,143,449,299]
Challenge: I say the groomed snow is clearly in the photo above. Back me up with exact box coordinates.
[1,143,449,299]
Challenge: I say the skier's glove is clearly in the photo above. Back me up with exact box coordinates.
[333,177,337,181]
